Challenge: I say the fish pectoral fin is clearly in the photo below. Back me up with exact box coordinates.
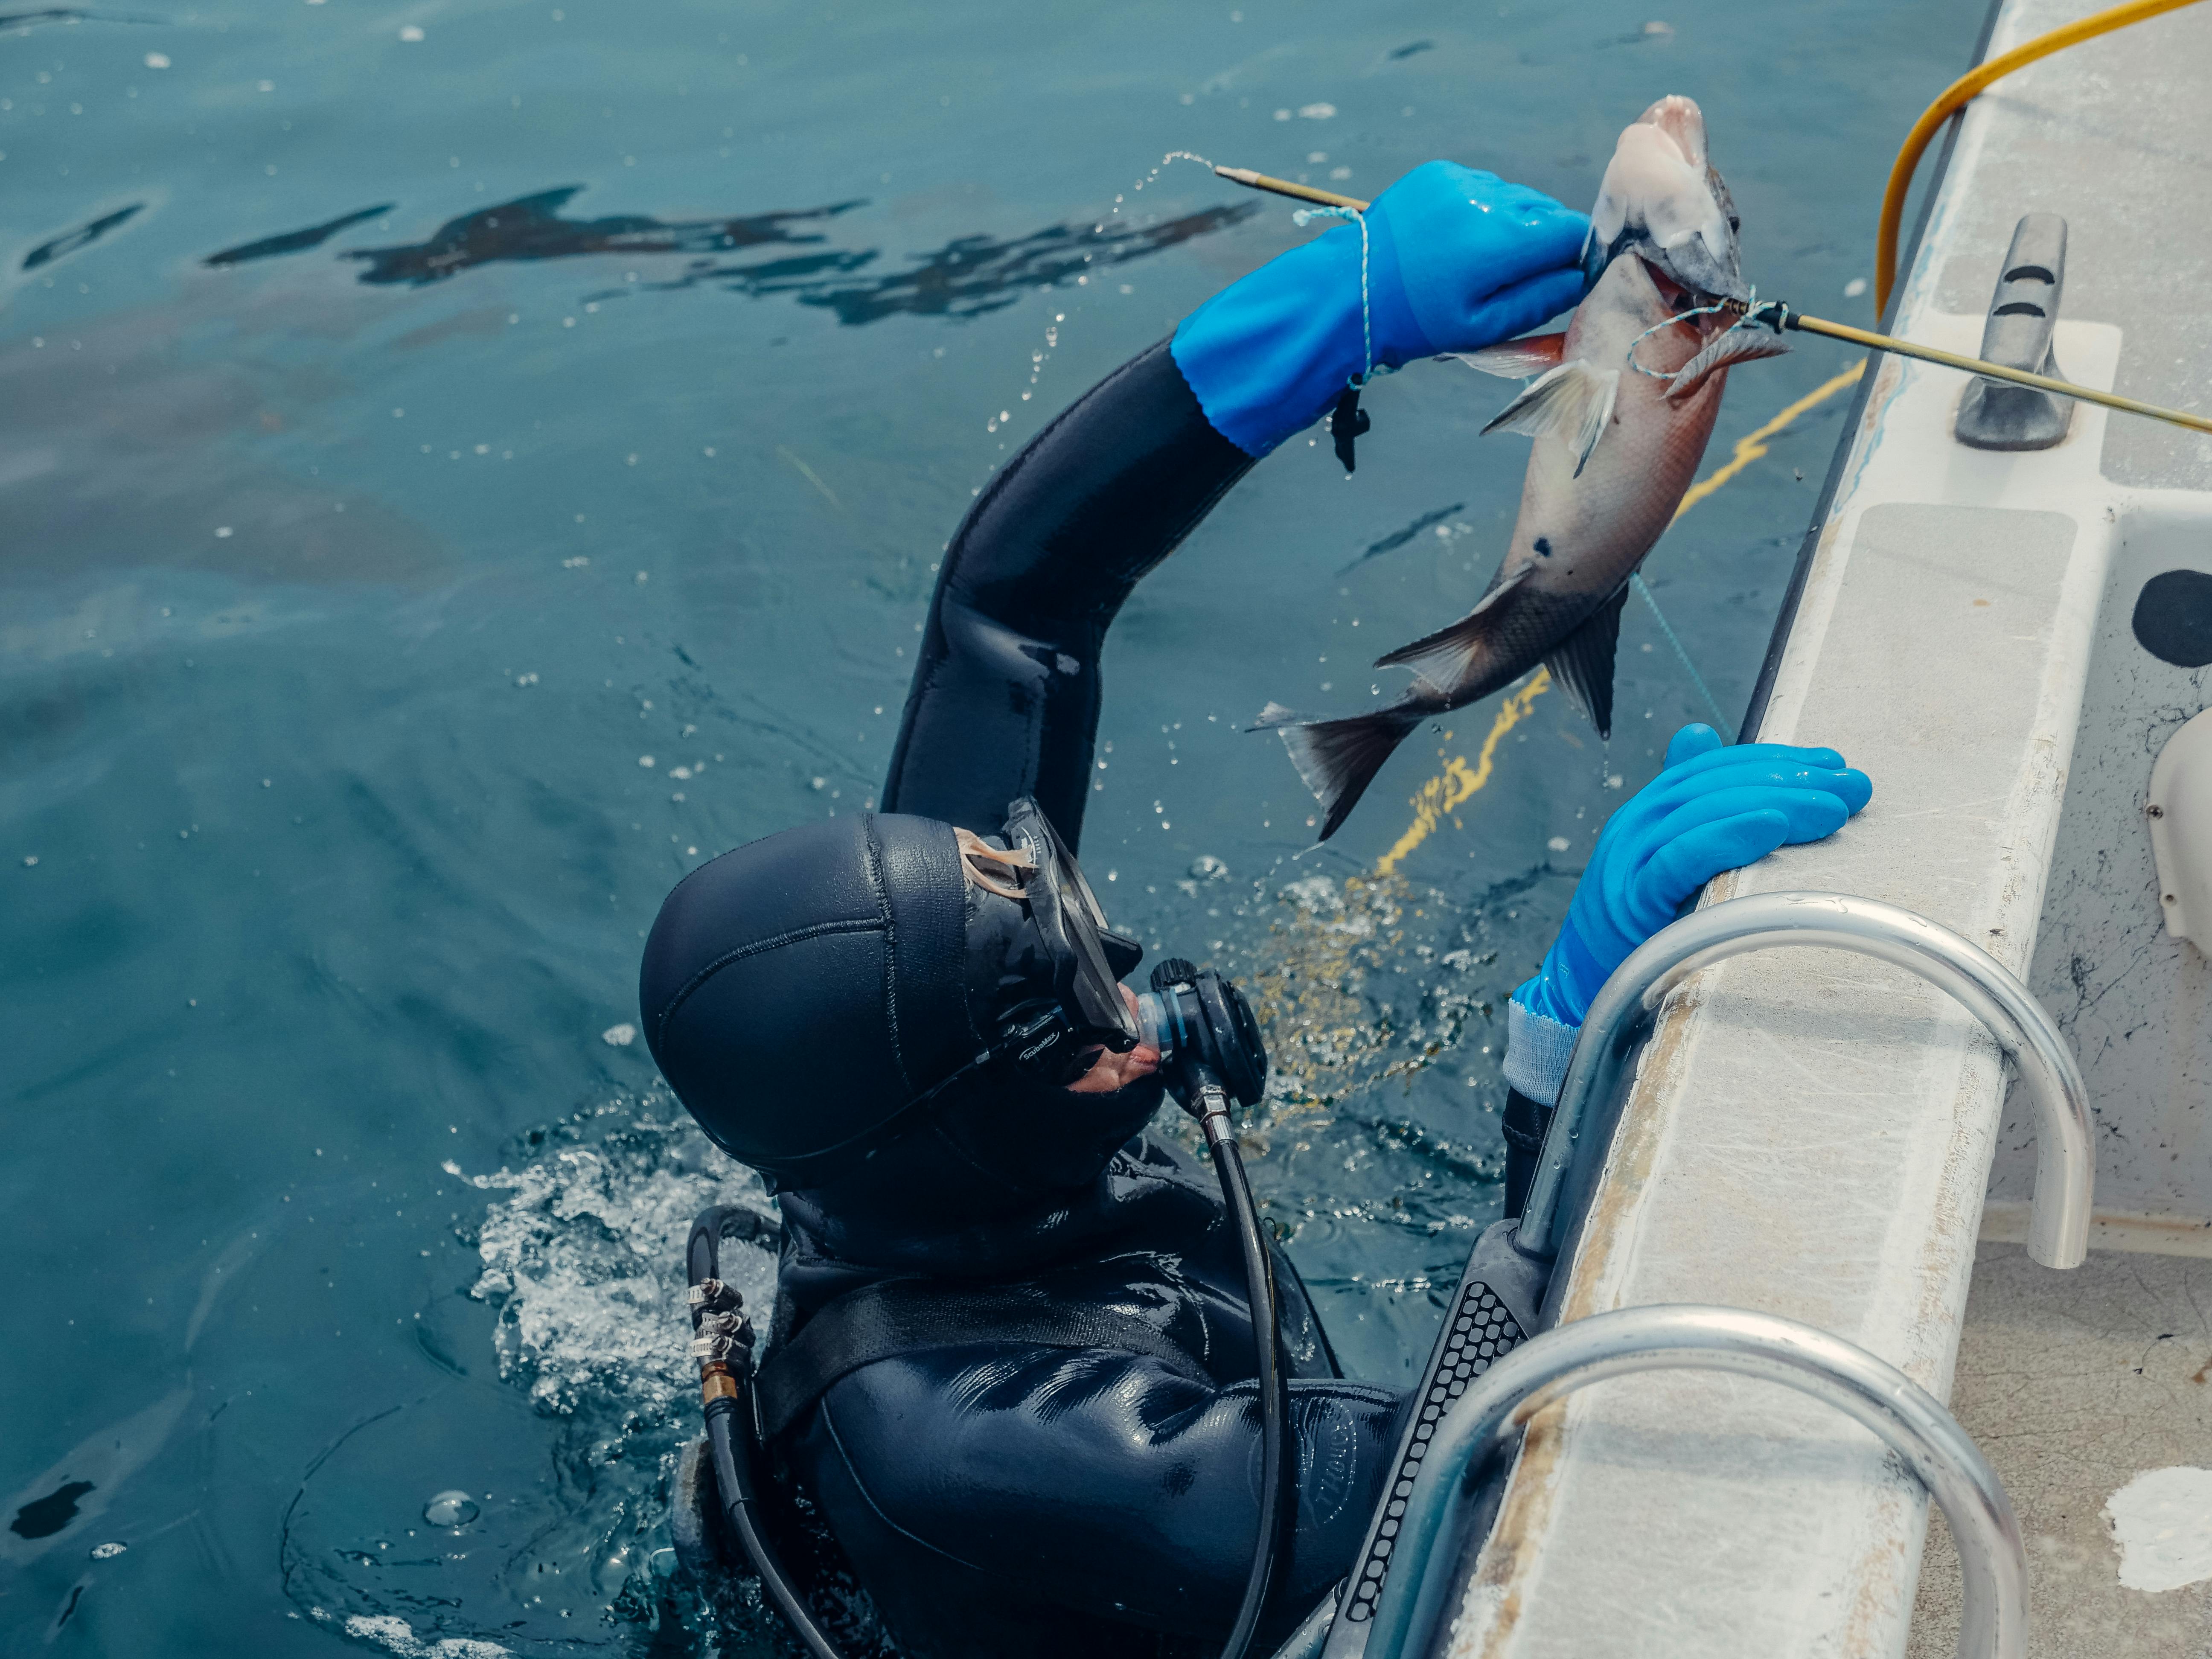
[1543,584,1630,739]
[1447,332,1568,378]
[1261,701,1426,842]
[1666,325,1791,400]
[1372,565,1533,694]
[1480,360,1620,477]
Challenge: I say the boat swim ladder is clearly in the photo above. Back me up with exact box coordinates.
[1517,890,2095,1272]
[1359,1304,2030,1659]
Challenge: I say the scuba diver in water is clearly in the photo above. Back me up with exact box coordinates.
[639,161,1872,1659]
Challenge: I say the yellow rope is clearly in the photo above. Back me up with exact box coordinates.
[1374,670,1551,876]
[1875,0,2206,316]
[1671,361,1866,521]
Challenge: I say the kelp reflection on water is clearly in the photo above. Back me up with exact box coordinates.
[339,188,866,288]
[598,203,1259,324]
[200,185,1255,324]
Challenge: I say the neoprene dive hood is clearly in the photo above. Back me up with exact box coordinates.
[640,811,981,1186]
[638,805,1149,1188]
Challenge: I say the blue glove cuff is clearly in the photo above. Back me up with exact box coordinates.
[1504,989,1578,1107]
[1170,210,1429,459]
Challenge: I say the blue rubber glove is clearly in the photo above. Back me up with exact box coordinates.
[1502,725,1874,1104]
[1171,161,1590,457]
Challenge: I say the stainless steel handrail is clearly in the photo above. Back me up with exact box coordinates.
[1518,891,2093,1270]
[1362,1304,2029,1659]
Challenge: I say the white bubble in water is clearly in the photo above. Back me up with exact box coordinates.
[601,1024,637,1047]
[90,1541,126,1560]
[637,755,655,768]
[422,1490,479,1528]
[1844,276,1869,299]
[463,1106,774,1416]
[399,24,425,41]
[1547,835,1571,853]
[144,51,169,68]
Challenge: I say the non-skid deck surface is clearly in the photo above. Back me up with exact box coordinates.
[1909,1243,2212,1658]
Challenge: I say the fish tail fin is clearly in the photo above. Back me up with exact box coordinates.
[1481,360,1621,476]
[1543,585,1630,738]
[1372,566,1532,695]
[1253,701,1426,841]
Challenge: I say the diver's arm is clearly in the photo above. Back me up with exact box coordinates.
[791,1347,1405,1639]
[1499,723,1874,1202]
[880,340,1252,844]
[882,164,1591,849]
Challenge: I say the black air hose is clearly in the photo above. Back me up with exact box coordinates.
[687,1211,847,1659]
[1202,1085,1293,1659]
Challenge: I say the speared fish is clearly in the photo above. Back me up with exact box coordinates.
[1260,96,1789,841]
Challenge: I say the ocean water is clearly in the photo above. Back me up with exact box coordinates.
[0,2,1991,1653]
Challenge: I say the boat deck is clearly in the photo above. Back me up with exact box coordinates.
[1910,1243,2212,1659]
[1438,0,2212,1653]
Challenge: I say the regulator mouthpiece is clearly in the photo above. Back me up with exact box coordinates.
[1139,959,1269,1110]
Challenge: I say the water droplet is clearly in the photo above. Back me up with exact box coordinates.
[423,1490,479,1528]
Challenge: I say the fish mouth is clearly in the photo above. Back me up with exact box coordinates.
[1584,96,1749,303]
[1638,256,1725,322]
[1583,172,1746,303]
[1584,225,1744,309]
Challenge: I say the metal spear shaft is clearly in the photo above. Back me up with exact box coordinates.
[1211,164,2212,438]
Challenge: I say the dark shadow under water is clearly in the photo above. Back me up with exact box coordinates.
[205,204,394,268]
[338,188,867,287]
[200,186,1256,325]
[0,8,162,32]
[23,203,141,270]
[598,203,1259,324]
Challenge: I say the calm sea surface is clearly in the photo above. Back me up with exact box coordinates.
[2,1,1987,1651]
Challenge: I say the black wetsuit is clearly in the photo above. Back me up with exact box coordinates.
[764,343,1409,1657]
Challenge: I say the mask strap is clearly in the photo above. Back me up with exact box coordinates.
[954,826,1036,902]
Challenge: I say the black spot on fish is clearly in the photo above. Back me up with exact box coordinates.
[21,204,141,271]
[205,204,394,268]
[11,1480,94,1540]
[1534,537,1553,557]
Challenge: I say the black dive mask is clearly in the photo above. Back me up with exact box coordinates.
[958,796,1144,1086]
